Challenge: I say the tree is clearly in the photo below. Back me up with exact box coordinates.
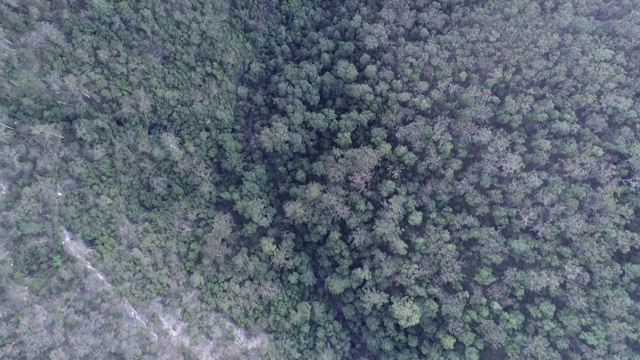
[259,122,291,153]
[391,297,421,328]
[333,60,358,83]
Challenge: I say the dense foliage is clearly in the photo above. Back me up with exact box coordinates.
[1,0,640,359]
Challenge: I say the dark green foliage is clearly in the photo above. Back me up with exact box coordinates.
[1,0,640,359]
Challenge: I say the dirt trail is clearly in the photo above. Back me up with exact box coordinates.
[62,228,158,340]
[61,227,268,359]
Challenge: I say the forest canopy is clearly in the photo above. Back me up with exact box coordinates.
[1,0,640,359]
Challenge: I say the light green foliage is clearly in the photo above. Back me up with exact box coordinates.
[391,297,422,328]
[326,276,350,295]
[236,198,274,227]
[423,299,439,318]
[407,211,423,226]
[259,122,291,153]
[334,60,358,83]
[439,333,457,350]
[474,267,496,286]
[359,286,389,313]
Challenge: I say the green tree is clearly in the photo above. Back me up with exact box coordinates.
[391,297,422,328]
